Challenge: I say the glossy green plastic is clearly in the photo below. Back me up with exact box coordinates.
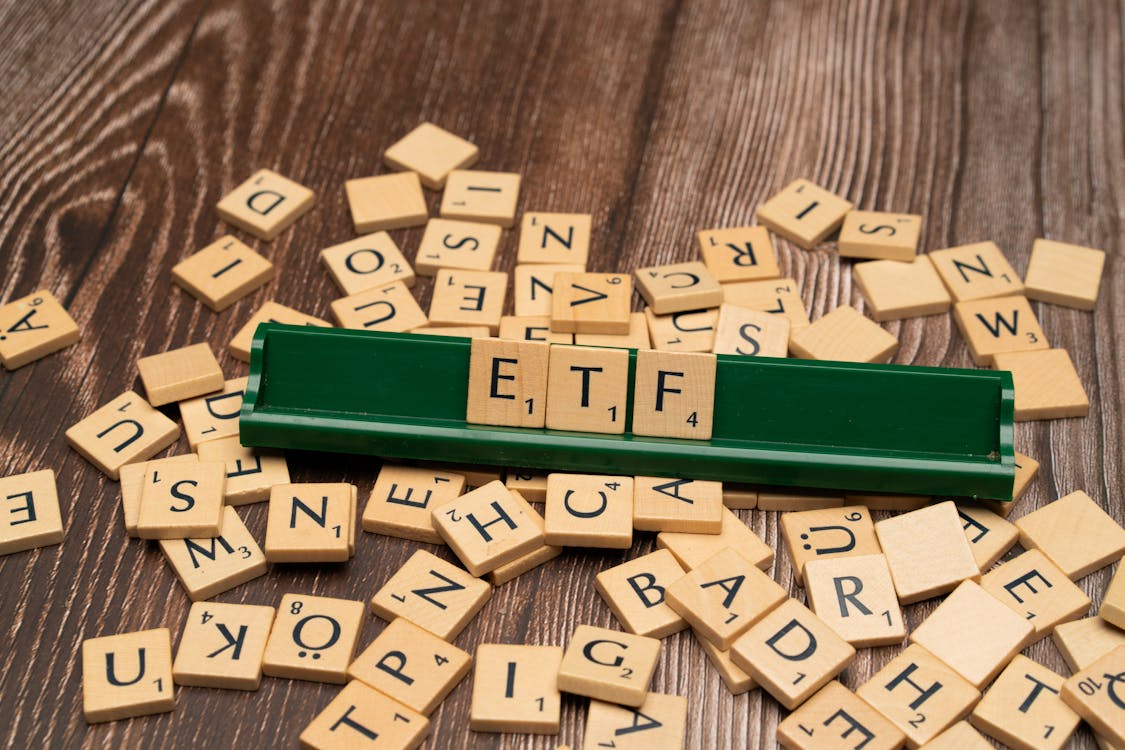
[240,324,1016,500]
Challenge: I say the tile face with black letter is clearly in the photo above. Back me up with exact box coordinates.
[556,624,660,707]
[469,644,562,734]
[82,628,176,723]
[216,169,315,241]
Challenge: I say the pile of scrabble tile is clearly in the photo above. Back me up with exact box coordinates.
[1,121,1122,750]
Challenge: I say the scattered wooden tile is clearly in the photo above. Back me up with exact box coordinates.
[557,624,661,706]
[331,280,429,333]
[440,170,521,228]
[411,324,492,338]
[82,628,175,723]
[432,480,544,576]
[370,549,491,640]
[973,450,1040,517]
[504,469,548,503]
[544,473,633,548]
[362,465,465,544]
[969,654,1079,750]
[658,506,774,571]
[790,306,899,363]
[644,307,718,352]
[172,601,275,690]
[179,376,245,450]
[415,218,502,276]
[215,168,314,241]
[722,277,811,331]
[345,172,427,233]
[486,495,560,585]
[172,235,273,312]
[777,680,906,750]
[465,337,550,427]
[575,311,650,349]
[544,344,628,433]
[633,476,723,533]
[1015,490,1125,579]
[874,500,980,604]
[838,211,922,261]
[758,492,844,512]
[299,679,429,749]
[1060,645,1125,747]
[804,553,906,647]
[712,303,790,357]
[722,484,758,509]
[196,435,289,506]
[957,505,1019,571]
[843,493,930,512]
[469,644,563,733]
[980,549,1091,643]
[694,631,757,694]
[0,289,80,370]
[929,241,1024,301]
[550,272,632,334]
[320,232,414,296]
[0,468,64,555]
[1024,238,1105,310]
[229,300,331,361]
[923,721,994,750]
[853,255,953,322]
[779,505,880,582]
[429,269,507,333]
[136,460,226,540]
[755,179,853,249]
[993,348,1089,421]
[1051,617,1125,672]
[137,342,224,407]
[595,549,688,638]
[632,349,716,440]
[265,483,356,563]
[635,261,724,315]
[953,295,1049,365]
[262,594,365,684]
[66,390,180,480]
[583,692,687,749]
[1101,558,1125,630]
[159,505,267,600]
[517,212,592,266]
[384,122,479,189]
[499,315,573,344]
[697,225,780,283]
[120,455,197,535]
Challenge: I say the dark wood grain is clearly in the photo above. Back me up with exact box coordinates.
[0,0,1120,748]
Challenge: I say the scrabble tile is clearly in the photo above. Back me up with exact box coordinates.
[159,505,267,600]
[1016,490,1125,579]
[712,303,790,357]
[575,311,651,349]
[513,263,586,316]
[137,342,224,407]
[432,481,544,576]
[804,554,906,647]
[844,493,931,512]
[66,390,180,480]
[658,506,774,571]
[172,235,274,311]
[667,547,787,649]
[348,617,471,715]
[136,460,226,540]
[330,280,428,333]
[299,679,429,750]
[780,505,880,581]
[362,465,465,543]
[644,307,718,351]
[928,241,1024,302]
[595,549,688,638]
[730,599,856,710]
[722,277,811,331]
[370,549,491,639]
[992,349,1089,421]
[1024,238,1105,310]
[957,505,1019,571]
[0,469,64,555]
[953,295,1049,365]
[838,210,923,261]
[499,315,573,344]
[856,644,980,748]
[504,469,548,503]
[755,179,853,249]
[1051,617,1125,672]
[790,306,899,363]
[633,476,723,533]
[229,300,331,361]
[440,170,521,227]
[179,376,245,450]
[120,454,197,535]
[429,269,507,333]
[1102,558,1125,630]
[853,255,953,322]
[722,484,758,509]
[320,232,414,296]
[911,580,1033,688]
[0,289,80,369]
[874,500,980,604]
[517,212,592,266]
[215,168,315,241]
[583,692,687,749]
[265,483,356,563]
[557,624,661,706]
[544,344,628,434]
[923,721,993,750]
[465,338,550,427]
[632,349,716,440]
[1060,645,1125,747]
[415,218,502,276]
[544,473,633,548]
[777,681,906,750]
[970,655,1079,750]
[757,492,844,512]
[550,272,632,334]
[972,449,1040,517]
[486,496,560,585]
[980,549,1091,642]
[635,261,724,315]
[469,644,563,733]
[697,225,780,283]
[411,324,492,338]
[173,601,275,689]
[383,122,479,189]
[82,628,175,723]
[196,435,289,506]
[345,171,427,233]
[262,594,365,683]
[695,632,756,694]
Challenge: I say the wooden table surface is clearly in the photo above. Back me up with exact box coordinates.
[1,1,1121,747]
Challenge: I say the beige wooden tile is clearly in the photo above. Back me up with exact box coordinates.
[137,342,224,406]
[173,601,275,690]
[345,171,427,233]
[953,295,1049,365]
[517,212,591,266]
[777,680,906,750]
[441,170,521,227]
[120,455,197,535]
[790,306,899,363]
[0,469,64,555]
[229,300,331,361]
[923,721,993,750]
[957,505,1019,571]
[993,349,1089,421]
[1101,558,1125,630]
[486,495,560,585]
[980,549,1091,643]
[136,460,226,540]
[722,484,758,509]
[432,480,544,576]
[262,594,365,683]
[697,225,780,283]
[544,473,633,548]
[299,679,429,749]
[1060,645,1125,747]
[159,505,266,600]
[633,476,723,533]
[430,269,507,333]
[632,349,716,440]
[583,692,686,749]
[722,277,811,331]
[712,303,790,357]
[730,598,855,710]
[66,390,180,480]
[362,465,465,543]
[635,261,724,315]
[1016,490,1125,579]
[667,547,787,649]
[575,311,651,349]
[370,549,491,639]
[265,483,356,563]
[179,376,245,450]
[844,493,931,512]
[415,218,502,276]
[972,449,1040,517]
[1051,617,1125,672]
[856,644,980,748]
[331,280,428,333]
[838,210,923,261]
[384,122,479,189]
[970,654,1079,750]
[196,435,289,506]
[320,232,414,296]
[411,324,492,338]
[804,554,906,647]
[172,235,273,312]
[853,255,953,322]
[544,344,628,434]
[550,272,632,334]
[695,631,757,694]
[465,338,549,427]
[499,315,573,344]
[557,624,661,706]
[658,506,774,571]
[929,241,1024,302]
[874,501,980,604]
[505,469,548,502]
[780,505,880,582]
[1024,238,1105,310]
[595,549,688,638]
[348,617,471,715]
[82,628,175,723]
[756,179,853,249]
[758,492,844,512]
[644,307,719,352]
[216,168,315,241]
[513,263,586,316]
[0,289,80,370]
[469,644,563,733]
